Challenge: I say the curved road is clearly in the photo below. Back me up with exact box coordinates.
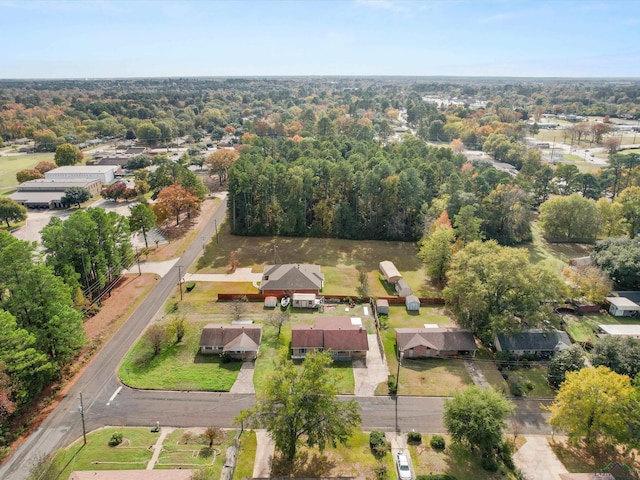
[0,195,552,480]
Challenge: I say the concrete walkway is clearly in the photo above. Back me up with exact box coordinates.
[230,362,256,394]
[514,436,568,480]
[253,430,275,478]
[353,334,390,396]
[183,268,262,286]
[387,432,414,480]
[146,427,174,469]
[126,259,178,278]
[464,359,491,388]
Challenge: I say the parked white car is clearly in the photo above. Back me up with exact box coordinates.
[397,450,411,480]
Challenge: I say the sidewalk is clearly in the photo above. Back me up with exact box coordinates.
[146,427,174,469]
[253,430,274,478]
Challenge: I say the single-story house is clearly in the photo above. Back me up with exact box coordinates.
[396,328,477,358]
[376,299,389,315]
[605,296,640,317]
[598,324,640,339]
[292,292,319,309]
[199,324,262,360]
[379,260,402,284]
[291,317,369,361]
[69,471,194,480]
[259,264,324,295]
[405,295,420,312]
[494,329,571,358]
[264,296,277,308]
[395,279,412,297]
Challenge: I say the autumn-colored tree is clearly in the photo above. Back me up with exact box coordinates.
[241,132,257,144]
[150,202,170,226]
[0,363,17,422]
[224,125,236,135]
[34,161,57,174]
[603,136,621,155]
[562,265,612,304]
[16,168,43,183]
[227,250,240,273]
[156,184,200,225]
[591,123,614,144]
[207,149,239,185]
[451,138,465,153]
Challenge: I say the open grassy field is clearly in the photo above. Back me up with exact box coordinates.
[194,222,434,296]
[157,428,235,474]
[0,152,55,190]
[409,435,519,479]
[524,222,593,273]
[119,320,241,391]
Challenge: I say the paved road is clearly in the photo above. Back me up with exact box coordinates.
[0,195,228,480]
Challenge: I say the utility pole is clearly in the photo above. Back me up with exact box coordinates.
[135,247,141,276]
[79,393,87,445]
[177,265,183,301]
[214,219,219,244]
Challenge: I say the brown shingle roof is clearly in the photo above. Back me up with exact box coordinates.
[291,317,369,352]
[199,324,262,351]
[260,264,324,292]
[396,328,477,352]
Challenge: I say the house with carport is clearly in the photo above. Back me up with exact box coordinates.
[494,329,571,358]
[396,327,477,358]
[291,316,369,361]
[199,324,262,361]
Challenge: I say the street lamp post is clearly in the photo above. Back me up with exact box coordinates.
[395,351,404,432]
[177,265,183,301]
[79,393,87,445]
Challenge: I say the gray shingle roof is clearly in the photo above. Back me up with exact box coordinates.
[496,329,571,352]
[260,264,324,292]
[396,328,477,352]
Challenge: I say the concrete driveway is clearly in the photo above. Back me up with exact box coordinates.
[230,362,256,394]
[353,334,389,396]
[514,436,568,480]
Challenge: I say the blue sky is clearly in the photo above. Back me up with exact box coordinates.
[1,0,639,78]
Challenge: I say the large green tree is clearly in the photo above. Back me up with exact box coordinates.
[546,344,587,389]
[419,216,455,285]
[54,143,83,166]
[62,187,92,208]
[443,240,563,342]
[591,236,640,289]
[237,350,361,461]
[539,194,600,243]
[0,198,27,228]
[41,208,133,295]
[482,184,533,245]
[129,203,157,248]
[590,336,640,380]
[618,186,640,239]
[547,366,636,449]
[444,386,514,457]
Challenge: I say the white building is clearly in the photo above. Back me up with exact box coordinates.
[599,324,640,339]
[605,296,640,317]
[45,165,119,185]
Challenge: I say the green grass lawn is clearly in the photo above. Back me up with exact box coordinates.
[503,366,554,398]
[157,428,235,474]
[0,152,55,190]
[475,351,509,394]
[233,430,257,480]
[561,311,640,343]
[271,430,393,478]
[409,435,518,479]
[549,437,640,474]
[43,428,159,479]
[253,326,355,395]
[524,222,593,273]
[119,320,241,391]
[386,305,454,328]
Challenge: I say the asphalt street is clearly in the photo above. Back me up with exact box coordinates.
[0,194,553,480]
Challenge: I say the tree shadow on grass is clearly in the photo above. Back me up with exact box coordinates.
[271,451,336,477]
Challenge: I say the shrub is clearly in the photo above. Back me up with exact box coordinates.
[407,431,422,444]
[430,434,446,450]
[108,432,123,447]
[498,439,516,470]
[387,374,397,395]
[507,372,533,397]
[369,430,389,457]
[481,455,499,472]
[373,461,388,480]
[186,281,196,292]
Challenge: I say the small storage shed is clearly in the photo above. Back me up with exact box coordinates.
[292,292,317,309]
[376,299,389,315]
[395,279,412,297]
[379,261,402,284]
[606,296,640,317]
[405,295,420,312]
[264,296,277,308]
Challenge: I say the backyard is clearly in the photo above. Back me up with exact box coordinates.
[561,311,640,344]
